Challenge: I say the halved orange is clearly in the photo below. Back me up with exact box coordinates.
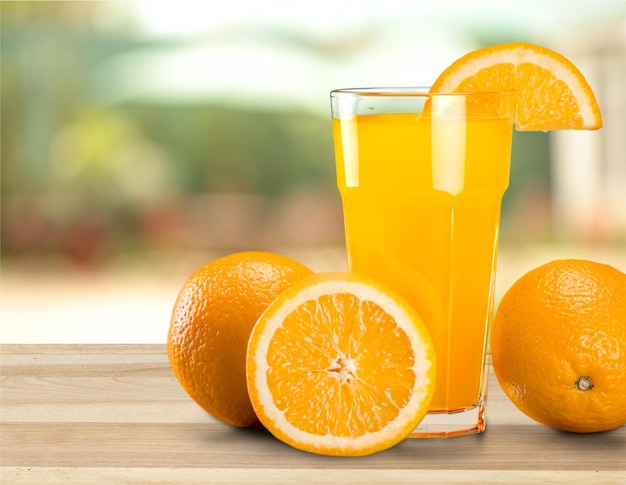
[430,42,602,131]
[246,272,436,456]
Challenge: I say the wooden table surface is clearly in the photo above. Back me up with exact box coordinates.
[1,344,625,484]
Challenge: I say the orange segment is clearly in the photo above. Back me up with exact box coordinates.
[430,42,602,131]
[246,272,436,456]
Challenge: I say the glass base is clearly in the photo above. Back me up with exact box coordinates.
[408,400,486,438]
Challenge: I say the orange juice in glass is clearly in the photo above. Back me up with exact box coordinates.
[330,88,513,437]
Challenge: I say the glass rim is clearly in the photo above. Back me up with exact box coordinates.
[330,87,515,97]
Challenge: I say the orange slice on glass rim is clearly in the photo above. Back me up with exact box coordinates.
[246,272,436,456]
[430,42,602,131]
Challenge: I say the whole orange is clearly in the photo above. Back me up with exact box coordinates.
[168,251,313,427]
[491,259,626,433]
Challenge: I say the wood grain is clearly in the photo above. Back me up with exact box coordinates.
[1,344,625,484]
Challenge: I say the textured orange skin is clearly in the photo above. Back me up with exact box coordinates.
[491,259,626,433]
[168,252,313,427]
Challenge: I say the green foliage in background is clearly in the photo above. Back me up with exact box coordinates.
[128,104,335,195]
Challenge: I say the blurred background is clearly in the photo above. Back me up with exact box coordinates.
[2,0,625,343]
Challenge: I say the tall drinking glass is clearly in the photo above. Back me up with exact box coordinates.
[330,88,514,437]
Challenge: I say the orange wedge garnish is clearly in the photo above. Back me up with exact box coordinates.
[246,272,436,456]
[430,42,602,131]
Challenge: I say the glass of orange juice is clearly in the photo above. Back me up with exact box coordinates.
[330,87,514,437]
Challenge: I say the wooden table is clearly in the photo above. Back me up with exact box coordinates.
[1,345,624,484]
